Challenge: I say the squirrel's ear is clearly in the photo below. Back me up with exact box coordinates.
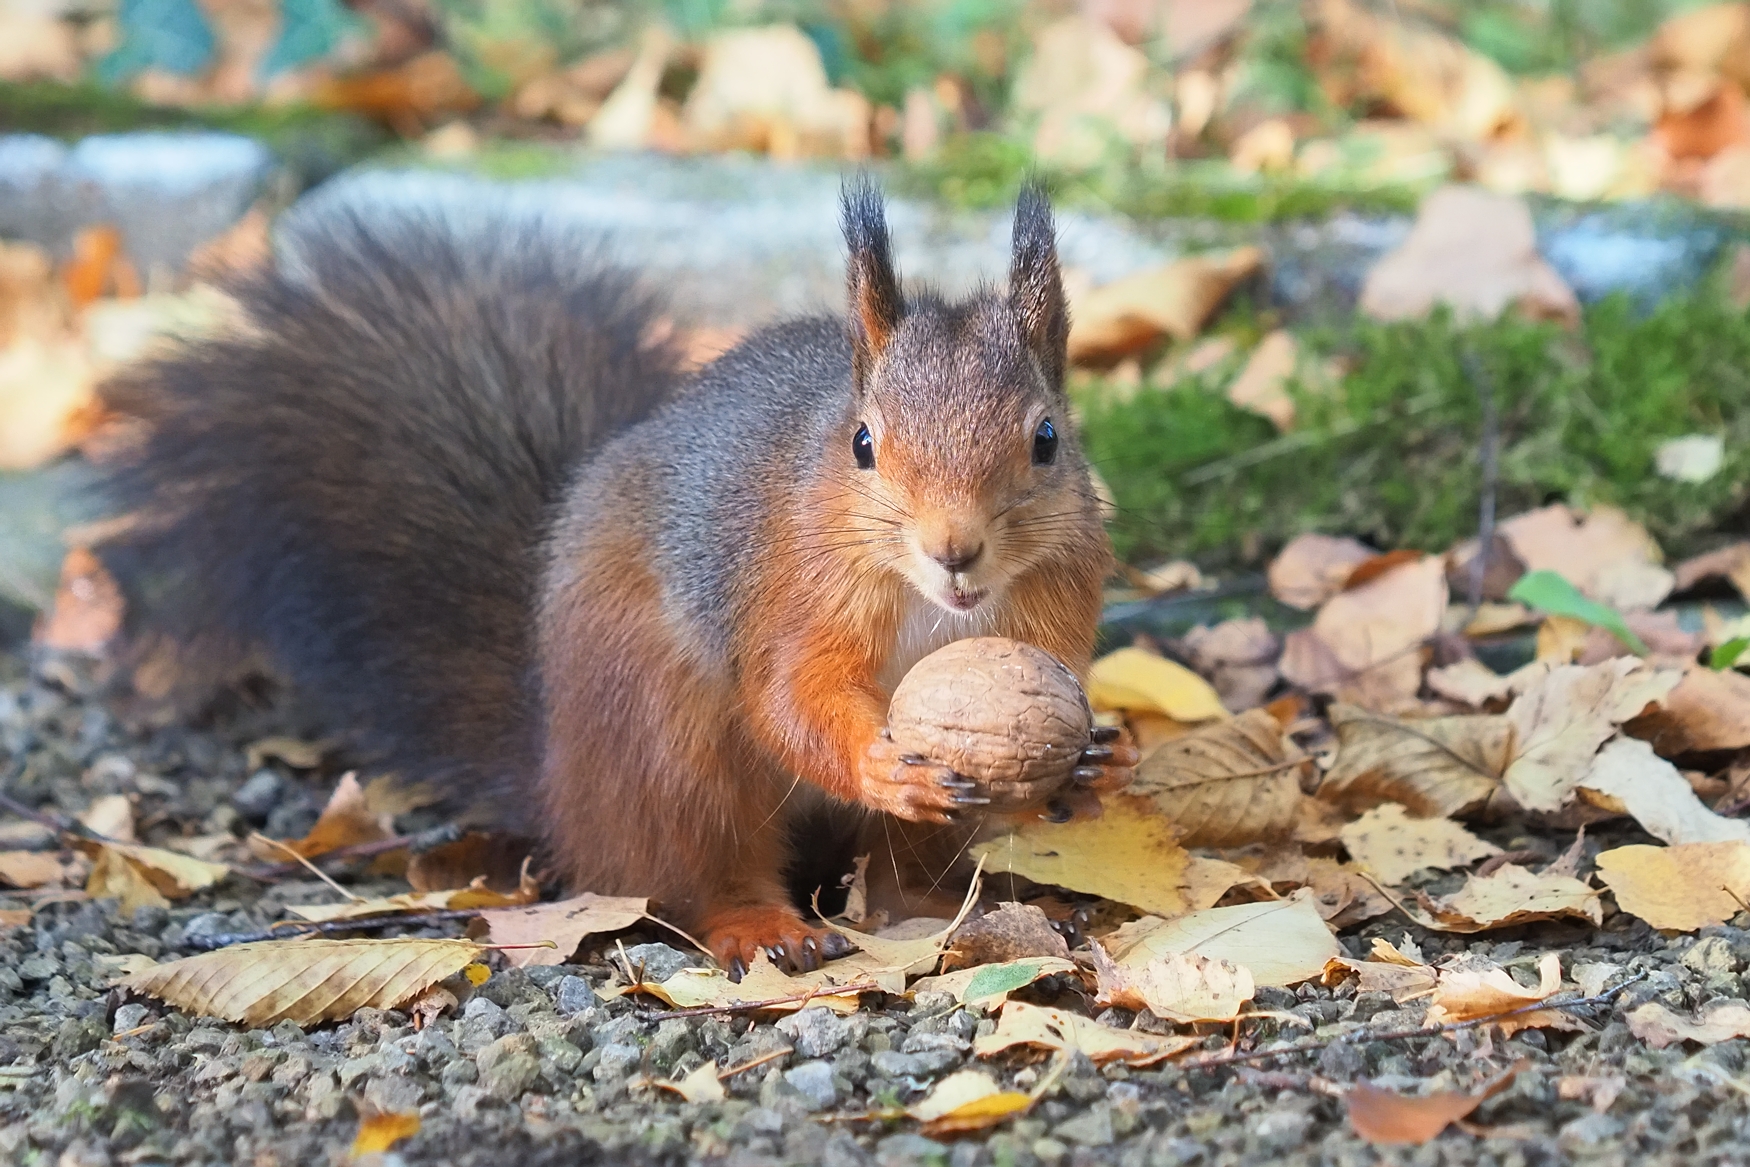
[1009,182,1068,391]
[841,177,903,386]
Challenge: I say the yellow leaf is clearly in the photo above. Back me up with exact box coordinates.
[463,963,491,986]
[974,1000,1196,1066]
[476,892,648,968]
[637,954,865,1014]
[0,850,80,890]
[1089,947,1253,1023]
[288,867,541,923]
[909,1070,1033,1136]
[1411,864,1601,933]
[1087,648,1227,721]
[352,1109,420,1155]
[252,772,392,860]
[1132,708,1308,846]
[969,795,1198,917]
[85,844,169,915]
[1098,895,1339,988]
[124,938,486,1027]
[1339,804,1501,885]
[1424,951,1579,1036]
[1595,841,1750,931]
[1578,737,1750,846]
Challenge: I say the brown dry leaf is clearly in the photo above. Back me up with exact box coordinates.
[912,957,1079,1008]
[1594,841,1750,931]
[1345,1072,1517,1146]
[243,736,326,771]
[1425,659,1516,708]
[477,892,647,969]
[1089,947,1254,1023]
[1225,330,1301,430]
[1319,704,1513,818]
[1279,554,1447,711]
[0,850,81,889]
[1340,804,1502,885]
[1359,186,1578,325]
[406,984,457,1031]
[0,908,31,930]
[1503,658,1680,813]
[943,903,1069,971]
[288,865,541,923]
[1010,15,1173,169]
[33,547,124,654]
[123,937,484,1027]
[1131,708,1309,847]
[1674,542,1750,600]
[1412,863,1601,933]
[823,916,962,994]
[681,25,870,160]
[1098,894,1339,987]
[352,1108,420,1156]
[908,1069,1034,1136]
[969,795,1198,917]
[1181,618,1279,711]
[1066,248,1264,365]
[1558,1075,1626,1114]
[1498,504,1673,611]
[658,1060,728,1105]
[78,839,227,914]
[1627,1001,1750,1048]
[1244,849,1393,927]
[1578,736,1750,845]
[638,955,865,1014]
[1627,665,1750,755]
[1268,534,1375,610]
[257,772,393,860]
[1425,952,1580,1036]
[974,1000,1197,1066]
[1323,937,1438,1002]
[79,794,136,841]
[86,845,168,915]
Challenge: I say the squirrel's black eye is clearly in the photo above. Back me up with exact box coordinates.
[852,423,875,470]
[1032,417,1058,465]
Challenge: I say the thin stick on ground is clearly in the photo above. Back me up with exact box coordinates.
[642,982,882,1021]
[249,832,362,903]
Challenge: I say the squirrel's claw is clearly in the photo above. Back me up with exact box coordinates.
[1090,725,1122,744]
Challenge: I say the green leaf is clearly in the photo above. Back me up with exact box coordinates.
[1507,570,1648,655]
[962,960,1047,1004]
[1713,637,1750,671]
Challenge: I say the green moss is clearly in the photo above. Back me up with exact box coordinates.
[1083,285,1750,568]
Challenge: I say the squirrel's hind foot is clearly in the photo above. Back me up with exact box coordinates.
[702,904,852,980]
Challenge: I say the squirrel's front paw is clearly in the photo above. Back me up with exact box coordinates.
[1032,726,1140,823]
[858,730,989,824]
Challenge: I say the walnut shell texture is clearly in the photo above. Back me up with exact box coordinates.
[887,637,1092,802]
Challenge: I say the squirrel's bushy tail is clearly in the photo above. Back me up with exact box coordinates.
[98,180,684,817]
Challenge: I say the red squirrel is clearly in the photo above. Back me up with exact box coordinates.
[98,176,1136,975]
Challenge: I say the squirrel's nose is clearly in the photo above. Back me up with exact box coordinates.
[931,543,984,573]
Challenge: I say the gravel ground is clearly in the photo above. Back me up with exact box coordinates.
[6,642,1750,1167]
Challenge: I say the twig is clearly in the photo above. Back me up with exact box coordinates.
[1177,974,1647,1071]
[718,1045,795,1079]
[641,982,881,1022]
[249,832,361,903]
[1461,346,1500,610]
[0,790,118,846]
[239,823,463,881]
[182,907,492,951]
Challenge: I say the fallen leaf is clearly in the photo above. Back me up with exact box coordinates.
[587,27,673,151]
[79,840,228,914]
[255,773,392,861]
[639,955,864,1014]
[123,938,485,1027]
[1010,15,1174,170]
[85,845,168,914]
[1594,841,1750,931]
[1558,1075,1626,1114]
[1243,848,1392,927]
[1424,952,1580,1035]
[1497,505,1673,612]
[658,1059,728,1104]
[1359,186,1578,326]
[33,548,124,654]
[943,903,1069,971]
[1578,736,1750,845]
[1627,665,1750,755]
[1412,864,1601,933]
[1319,704,1512,818]
[288,867,541,923]
[975,1000,1197,1066]
[78,794,135,841]
[970,795,1198,917]
[1322,937,1438,1002]
[1181,618,1279,711]
[1503,658,1680,812]
[1225,330,1301,430]
[1674,542,1750,601]
[1279,554,1447,711]
[1268,534,1376,610]
[1340,804,1501,885]
[1066,248,1264,365]
[1509,571,1647,654]
[1627,1000,1750,1048]
[1345,1073,1514,1146]
[908,1069,1034,1135]
[314,50,480,129]
[405,831,532,894]
[681,25,870,159]
[0,850,80,890]
[243,737,326,771]
[1131,708,1308,846]
[1424,659,1515,708]
[1087,647,1228,721]
[406,984,457,1031]
[352,1108,420,1155]
[823,916,960,994]
[1089,947,1254,1023]
[477,892,648,968]
[1098,895,1339,987]
[912,957,1079,1008]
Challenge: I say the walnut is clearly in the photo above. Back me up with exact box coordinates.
[887,637,1091,809]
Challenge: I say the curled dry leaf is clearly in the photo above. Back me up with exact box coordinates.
[287,864,541,923]
[639,954,864,1014]
[1098,894,1339,988]
[1065,248,1264,365]
[975,1000,1197,1067]
[406,984,457,1031]
[477,892,647,969]
[1319,704,1512,818]
[1345,1067,1520,1147]
[1322,937,1437,1002]
[908,1070,1034,1136]
[1087,647,1228,722]
[1268,533,1375,610]
[253,772,392,861]
[1578,736,1750,846]
[123,938,485,1027]
[822,916,961,994]
[1131,708,1308,847]
[1242,847,1393,928]
[1503,658,1680,813]
[943,902,1069,971]
[79,841,228,915]
[1339,803,1501,885]
[1225,330,1302,431]
[1626,1001,1750,1048]
[1279,554,1447,711]
[1673,541,1750,600]
[78,794,136,841]
[1089,946,1254,1023]
[1594,841,1750,931]
[1425,952,1580,1036]
[1626,665,1750,755]
[1411,863,1602,933]
[1424,659,1516,708]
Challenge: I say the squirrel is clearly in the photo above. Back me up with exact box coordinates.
[96,174,1138,976]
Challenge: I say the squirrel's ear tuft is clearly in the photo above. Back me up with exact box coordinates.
[841,175,903,385]
[1009,181,1068,391]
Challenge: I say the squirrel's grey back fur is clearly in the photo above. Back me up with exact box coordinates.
[99,182,685,819]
